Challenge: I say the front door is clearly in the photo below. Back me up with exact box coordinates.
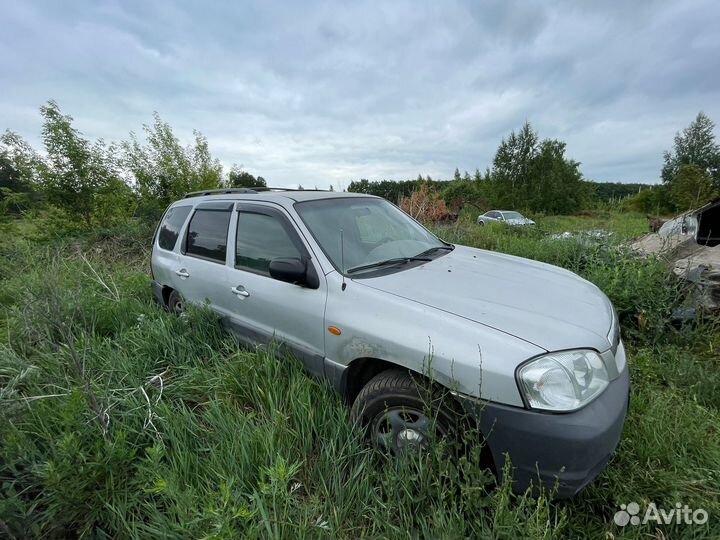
[219,203,328,377]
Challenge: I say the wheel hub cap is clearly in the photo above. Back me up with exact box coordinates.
[397,428,424,449]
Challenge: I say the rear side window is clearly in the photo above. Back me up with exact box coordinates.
[236,212,303,274]
[185,208,232,263]
[158,206,192,251]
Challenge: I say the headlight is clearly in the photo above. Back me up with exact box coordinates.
[517,349,609,412]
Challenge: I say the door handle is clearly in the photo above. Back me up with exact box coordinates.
[231,285,250,298]
[175,269,190,278]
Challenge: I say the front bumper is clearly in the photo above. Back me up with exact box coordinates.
[460,365,630,498]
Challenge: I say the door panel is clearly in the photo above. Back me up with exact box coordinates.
[151,204,193,290]
[172,203,233,314]
[218,204,327,377]
[222,270,327,376]
[175,256,229,313]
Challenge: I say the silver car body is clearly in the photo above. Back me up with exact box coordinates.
[151,190,628,497]
[478,210,535,226]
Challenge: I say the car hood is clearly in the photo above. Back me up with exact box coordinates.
[356,245,614,352]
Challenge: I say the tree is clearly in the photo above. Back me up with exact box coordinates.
[491,121,539,207]
[227,166,267,188]
[662,112,720,189]
[453,168,462,182]
[528,139,591,214]
[123,112,222,219]
[0,155,28,216]
[493,122,539,184]
[591,181,648,202]
[670,164,716,211]
[488,122,590,214]
[626,185,675,215]
[348,178,371,194]
[0,131,43,214]
[442,180,487,213]
[347,178,424,203]
[39,101,119,226]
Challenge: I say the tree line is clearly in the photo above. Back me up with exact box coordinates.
[3,101,718,230]
[349,122,603,214]
[0,101,268,228]
[350,114,720,216]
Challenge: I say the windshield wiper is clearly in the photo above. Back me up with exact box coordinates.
[346,257,431,274]
[415,245,455,257]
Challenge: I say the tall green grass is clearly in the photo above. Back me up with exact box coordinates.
[1,219,718,539]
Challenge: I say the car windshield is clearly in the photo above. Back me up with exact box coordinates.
[502,211,524,220]
[295,197,447,274]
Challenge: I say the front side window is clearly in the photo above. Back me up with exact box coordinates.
[158,205,192,250]
[236,211,302,274]
[295,197,447,275]
[185,208,231,262]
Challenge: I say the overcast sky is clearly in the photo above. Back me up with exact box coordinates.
[2,1,719,189]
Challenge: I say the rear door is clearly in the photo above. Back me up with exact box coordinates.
[172,201,233,313]
[219,202,328,376]
[151,204,194,286]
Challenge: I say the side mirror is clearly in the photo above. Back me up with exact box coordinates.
[268,257,320,289]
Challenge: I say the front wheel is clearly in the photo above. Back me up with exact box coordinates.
[167,289,185,315]
[477,220,485,226]
[350,370,457,455]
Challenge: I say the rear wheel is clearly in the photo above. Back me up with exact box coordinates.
[351,370,457,455]
[167,289,185,315]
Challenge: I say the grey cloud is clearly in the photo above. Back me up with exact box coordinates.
[1,0,719,187]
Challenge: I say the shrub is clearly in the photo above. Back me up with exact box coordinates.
[400,183,451,222]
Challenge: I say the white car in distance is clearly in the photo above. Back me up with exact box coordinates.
[477,210,535,226]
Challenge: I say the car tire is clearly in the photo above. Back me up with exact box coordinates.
[351,370,458,456]
[477,220,484,226]
[167,289,185,315]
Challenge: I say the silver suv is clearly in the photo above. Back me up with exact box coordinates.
[150,188,629,498]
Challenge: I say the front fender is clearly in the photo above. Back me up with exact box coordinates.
[323,273,543,407]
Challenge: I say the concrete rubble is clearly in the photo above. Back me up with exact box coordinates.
[631,198,720,313]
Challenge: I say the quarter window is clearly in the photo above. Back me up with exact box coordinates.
[158,205,192,251]
[185,208,232,263]
[236,212,302,274]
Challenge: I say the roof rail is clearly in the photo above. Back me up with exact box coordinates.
[184,188,259,198]
[183,187,330,198]
[254,187,330,192]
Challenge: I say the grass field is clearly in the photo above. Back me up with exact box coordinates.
[1,214,718,539]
